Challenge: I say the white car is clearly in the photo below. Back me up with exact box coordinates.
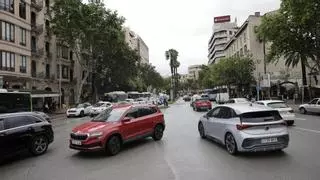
[67,103,92,118]
[89,101,112,117]
[299,98,320,114]
[255,100,295,126]
[226,98,250,104]
[198,103,289,155]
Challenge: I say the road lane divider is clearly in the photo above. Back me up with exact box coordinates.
[293,127,320,134]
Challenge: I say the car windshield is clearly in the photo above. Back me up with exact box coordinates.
[93,102,105,107]
[267,102,288,109]
[75,104,84,108]
[92,108,127,122]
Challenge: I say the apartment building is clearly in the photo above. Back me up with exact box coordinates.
[188,65,203,80]
[0,0,84,106]
[224,12,304,97]
[208,15,238,65]
[124,27,149,64]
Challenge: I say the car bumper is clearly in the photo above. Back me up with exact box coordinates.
[280,113,295,124]
[67,111,80,117]
[69,140,104,152]
[237,134,289,152]
[195,105,211,110]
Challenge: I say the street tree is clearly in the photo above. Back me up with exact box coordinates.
[165,49,179,98]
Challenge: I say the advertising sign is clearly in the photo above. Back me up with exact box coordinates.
[214,15,231,23]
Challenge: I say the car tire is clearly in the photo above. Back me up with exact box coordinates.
[299,107,307,114]
[80,111,85,117]
[29,135,49,156]
[106,135,122,156]
[198,122,206,139]
[152,124,164,141]
[225,133,238,155]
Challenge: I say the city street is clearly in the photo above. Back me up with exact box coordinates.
[1,100,320,180]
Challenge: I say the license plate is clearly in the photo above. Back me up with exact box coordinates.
[261,137,278,144]
[71,140,82,145]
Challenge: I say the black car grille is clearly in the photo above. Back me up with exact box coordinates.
[70,133,88,140]
[242,135,289,149]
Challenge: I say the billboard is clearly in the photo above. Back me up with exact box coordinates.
[214,15,231,24]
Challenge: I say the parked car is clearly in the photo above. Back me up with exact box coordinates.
[183,95,191,101]
[69,104,165,155]
[190,94,201,107]
[200,94,210,100]
[256,100,295,126]
[0,112,54,159]
[198,103,289,155]
[193,99,212,111]
[299,98,320,114]
[226,98,250,104]
[89,101,112,117]
[67,103,92,118]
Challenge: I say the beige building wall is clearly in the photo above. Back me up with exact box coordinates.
[124,27,149,64]
[224,12,303,86]
[188,65,202,80]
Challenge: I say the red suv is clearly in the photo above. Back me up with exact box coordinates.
[193,99,212,111]
[69,104,165,155]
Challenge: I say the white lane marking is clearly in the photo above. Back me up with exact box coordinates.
[293,127,320,134]
[295,118,307,121]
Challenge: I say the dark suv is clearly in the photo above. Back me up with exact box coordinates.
[0,112,54,158]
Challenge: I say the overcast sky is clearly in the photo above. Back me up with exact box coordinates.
[104,0,281,76]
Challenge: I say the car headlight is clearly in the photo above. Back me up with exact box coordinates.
[89,131,103,138]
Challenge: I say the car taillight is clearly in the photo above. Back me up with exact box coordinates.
[289,110,294,113]
[236,124,252,130]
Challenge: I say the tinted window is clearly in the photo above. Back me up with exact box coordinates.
[317,101,320,105]
[267,102,288,108]
[310,99,318,104]
[0,93,31,113]
[92,108,126,122]
[4,116,36,129]
[218,107,234,119]
[125,108,139,118]
[208,108,220,118]
[240,111,282,123]
[139,107,154,117]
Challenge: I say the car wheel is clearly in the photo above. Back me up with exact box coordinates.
[29,135,48,156]
[106,135,122,156]
[225,133,238,155]
[299,107,307,114]
[80,111,84,117]
[152,124,164,141]
[198,122,206,139]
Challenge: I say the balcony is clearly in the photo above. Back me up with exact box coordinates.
[31,0,43,12]
[31,24,44,35]
[32,48,44,58]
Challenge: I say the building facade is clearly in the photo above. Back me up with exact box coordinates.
[0,0,85,107]
[188,65,203,80]
[208,15,238,65]
[224,12,304,98]
[124,27,149,64]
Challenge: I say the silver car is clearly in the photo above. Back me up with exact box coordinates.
[299,98,320,114]
[198,103,289,155]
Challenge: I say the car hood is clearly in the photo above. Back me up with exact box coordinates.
[72,121,116,133]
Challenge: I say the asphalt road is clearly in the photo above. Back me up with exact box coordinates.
[1,100,320,180]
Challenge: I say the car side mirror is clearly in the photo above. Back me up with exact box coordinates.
[122,117,132,122]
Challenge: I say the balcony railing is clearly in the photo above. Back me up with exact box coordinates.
[31,0,43,12]
[31,48,44,58]
[31,24,43,35]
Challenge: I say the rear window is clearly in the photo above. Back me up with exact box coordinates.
[267,102,288,109]
[240,111,282,123]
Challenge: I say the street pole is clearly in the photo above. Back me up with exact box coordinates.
[59,60,62,109]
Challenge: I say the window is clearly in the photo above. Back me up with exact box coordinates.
[0,0,14,13]
[138,107,154,117]
[0,21,15,42]
[4,116,36,129]
[70,69,73,81]
[56,64,60,78]
[227,100,235,104]
[218,107,235,119]
[61,46,68,59]
[229,31,232,35]
[241,111,282,123]
[62,65,69,79]
[243,32,247,43]
[309,99,318,104]
[20,55,27,73]
[69,51,73,60]
[31,60,36,77]
[126,108,139,119]
[0,51,15,71]
[45,42,50,56]
[317,101,320,105]
[92,108,127,122]
[45,64,50,78]
[20,27,26,46]
[31,36,36,51]
[208,107,221,118]
[19,0,26,19]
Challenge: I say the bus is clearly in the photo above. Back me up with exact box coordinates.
[0,89,32,113]
[203,89,216,101]
[142,92,152,98]
[127,91,143,99]
[212,86,229,103]
[103,91,128,103]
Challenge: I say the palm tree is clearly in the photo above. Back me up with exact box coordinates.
[165,49,179,98]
